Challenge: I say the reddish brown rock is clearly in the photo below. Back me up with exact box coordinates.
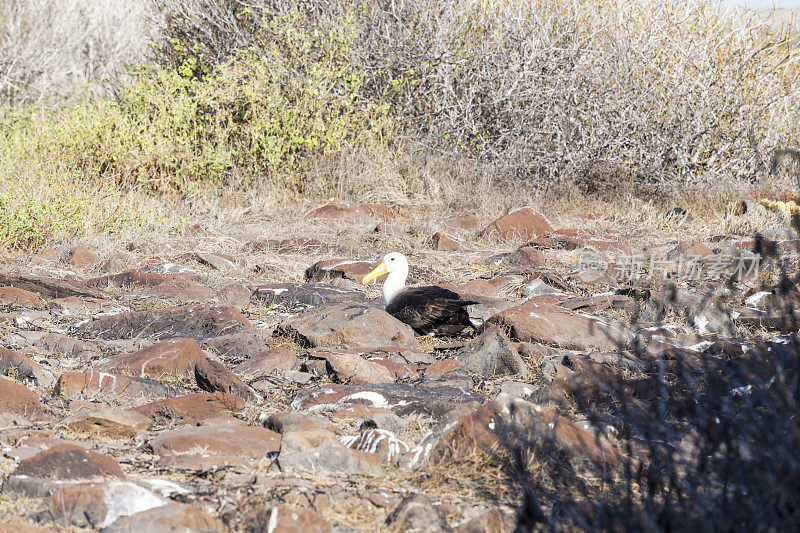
[504,246,545,266]
[84,271,171,289]
[0,377,41,416]
[201,331,267,359]
[101,503,227,532]
[0,273,103,299]
[1,444,125,496]
[131,393,244,425]
[367,357,417,380]
[665,241,714,260]
[97,338,205,379]
[430,232,469,251]
[423,359,461,378]
[308,201,395,223]
[194,358,256,400]
[455,280,503,299]
[304,259,381,283]
[480,208,553,241]
[57,408,152,437]
[566,237,627,253]
[73,304,255,341]
[48,296,121,316]
[233,347,299,379]
[15,444,123,478]
[277,303,421,350]
[243,504,332,533]
[482,300,633,351]
[0,347,54,387]
[559,294,638,316]
[65,246,101,269]
[412,396,621,469]
[55,371,171,401]
[311,349,396,385]
[1,435,87,461]
[45,481,166,529]
[0,286,46,309]
[265,411,337,435]
[149,423,280,459]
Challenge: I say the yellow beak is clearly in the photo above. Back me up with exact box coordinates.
[362,261,388,284]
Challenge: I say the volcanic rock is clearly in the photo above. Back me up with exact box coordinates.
[482,300,633,351]
[2,444,125,497]
[233,347,299,379]
[305,259,381,283]
[0,347,54,387]
[0,286,46,309]
[97,338,205,379]
[276,303,421,350]
[101,503,227,532]
[43,481,166,529]
[131,393,244,425]
[0,273,103,299]
[242,504,332,533]
[253,283,366,307]
[386,494,446,533]
[0,377,41,416]
[194,357,257,400]
[56,372,172,401]
[480,208,553,241]
[308,201,394,223]
[456,328,528,378]
[340,428,409,463]
[409,395,621,469]
[72,304,255,341]
[57,408,152,437]
[149,422,280,460]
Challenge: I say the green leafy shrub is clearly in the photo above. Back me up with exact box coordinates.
[0,179,87,249]
[1,6,392,193]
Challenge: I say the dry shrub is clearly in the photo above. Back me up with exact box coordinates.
[155,0,800,188]
[0,0,157,106]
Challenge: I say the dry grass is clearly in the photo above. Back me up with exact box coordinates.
[1,0,798,250]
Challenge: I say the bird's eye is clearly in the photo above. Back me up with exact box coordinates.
[389,257,394,261]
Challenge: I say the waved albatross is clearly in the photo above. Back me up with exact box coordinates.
[362,252,477,335]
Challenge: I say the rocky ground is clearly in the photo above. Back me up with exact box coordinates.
[0,199,797,532]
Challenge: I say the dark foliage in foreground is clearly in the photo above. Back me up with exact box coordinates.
[502,266,800,531]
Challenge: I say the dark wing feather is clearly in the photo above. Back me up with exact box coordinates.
[387,286,477,330]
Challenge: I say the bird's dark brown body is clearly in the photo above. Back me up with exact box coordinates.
[386,285,476,335]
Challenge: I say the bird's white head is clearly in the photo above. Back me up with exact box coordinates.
[362,252,409,304]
